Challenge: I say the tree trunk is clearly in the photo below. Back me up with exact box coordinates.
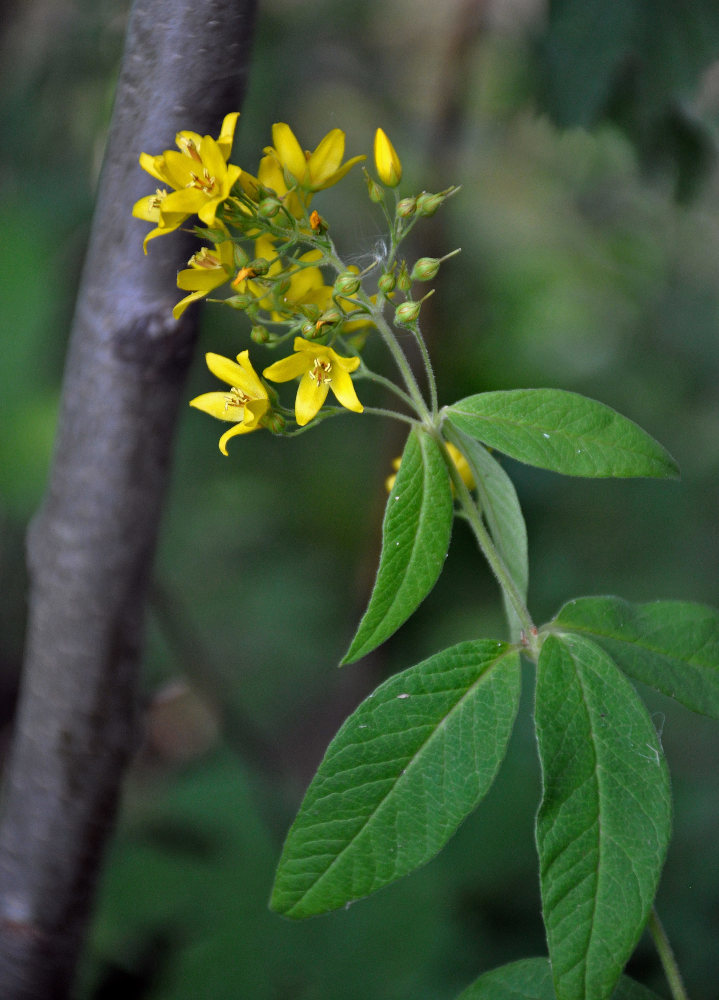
[0,1,257,996]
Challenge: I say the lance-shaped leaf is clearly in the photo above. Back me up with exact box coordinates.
[271,640,520,918]
[342,426,453,664]
[445,389,678,479]
[535,634,671,1000]
[443,423,528,641]
[457,957,665,1000]
[552,595,719,719]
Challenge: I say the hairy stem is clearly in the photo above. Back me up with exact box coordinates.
[648,908,689,1000]
[433,432,536,645]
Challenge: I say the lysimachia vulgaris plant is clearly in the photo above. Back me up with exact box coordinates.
[135,114,719,1000]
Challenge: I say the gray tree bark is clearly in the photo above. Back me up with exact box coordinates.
[0,1,257,996]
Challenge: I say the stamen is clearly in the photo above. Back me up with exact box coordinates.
[190,248,220,269]
[309,358,333,385]
[187,168,217,194]
[224,386,250,412]
[179,136,203,163]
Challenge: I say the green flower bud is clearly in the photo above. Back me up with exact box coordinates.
[378,272,396,294]
[301,319,318,339]
[410,257,441,281]
[396,197,416,218]
[251,325,270,344]
[258,198,281,218]
[364,168,384,203]
[416,191,444,217]
[226,294,252,310]
[396,261,412,292]
[394,300,421,326]
[334,271,361,296]
[249,257,270,276]
[264,411,286,433]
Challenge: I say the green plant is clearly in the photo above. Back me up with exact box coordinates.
[134,115,718,1000]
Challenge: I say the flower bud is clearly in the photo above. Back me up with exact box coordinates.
[396,261,412,292]
[249,257,270,276]
[334,271,361,296]
[258,198,281,218]
[378,272,396,294]
[416,191,444,217]
[410,257,441,281]
[362,167,384,203]
[251,325,270,344]
[396,197,416,218]
[301,319,318,339]
[374,128,402,187]
[226,294,252,310]
[264,411,286,433]
[394,300,421,326]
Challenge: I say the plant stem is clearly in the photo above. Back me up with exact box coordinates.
[433,432,536,646]
[412,318,438,416]
[648,907,689,1000]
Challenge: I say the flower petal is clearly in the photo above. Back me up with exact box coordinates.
[271,123,308,183]
[219,421,256,455]
[217,112,240,159]
[329,367,363,414]
[139,152,168,183]
[173,289,208,320]
[235,350,268,398]
[307,129,345,186]
[263,352,308,383]
[189,391,238,420]
[295,372,329,426]
[177,267,229,293]
[205,352,252,388]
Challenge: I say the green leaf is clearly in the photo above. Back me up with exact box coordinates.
[445,389,678,479]
[443,423,528,641]
[535,634,671,1000]
[271,640,520,918]
[342,426,453,664]
[551,596,719,719]
[457,958,664,1000]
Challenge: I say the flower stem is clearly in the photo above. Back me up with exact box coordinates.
[648,907,689,1000]
[433,431,536,647]
[412,318,438,415]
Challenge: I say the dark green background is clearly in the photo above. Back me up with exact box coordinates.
[2,1,718,996]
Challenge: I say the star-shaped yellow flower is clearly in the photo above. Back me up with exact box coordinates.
[134,112,242,247]
[189,350,269,454]
[263,337,363,427]
[173,238,236,319]
[264,124,365,196]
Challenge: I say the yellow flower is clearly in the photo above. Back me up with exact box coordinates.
[173,239,236,319]
[134,112,242,243]
[264,123,365,196]
[189,350,270,454]
[386,442,474,493]
[263,337,363,427]
[374,128,402,187]
[132,187,191,253]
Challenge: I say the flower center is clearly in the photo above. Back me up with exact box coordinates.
[309,358,333,385]
[187,168,217,195]
[224,386,250,412]
[190,248,221,269]
[150,188,167,210]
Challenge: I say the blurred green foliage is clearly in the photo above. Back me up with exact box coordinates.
[2,0,719,996]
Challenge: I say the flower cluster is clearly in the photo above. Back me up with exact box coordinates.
[134,116,457,452]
